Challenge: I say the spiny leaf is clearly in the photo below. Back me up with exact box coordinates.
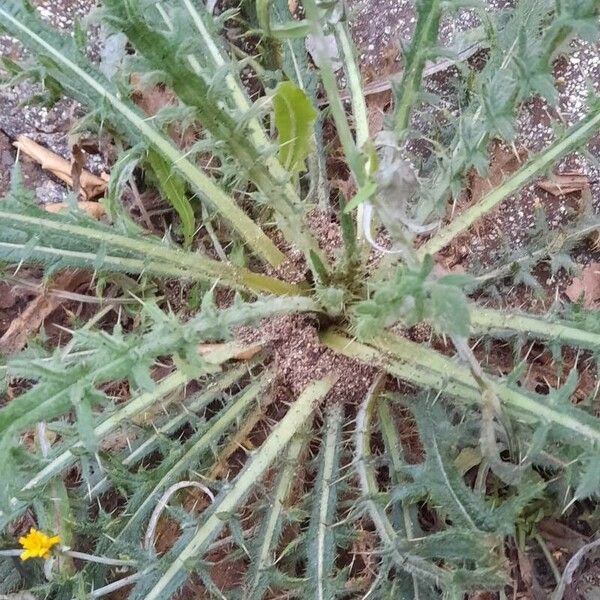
[246,428,308,598]
[307,404,344,600]
[142,375,337,600]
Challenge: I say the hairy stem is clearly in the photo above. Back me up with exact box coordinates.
[471,306,600,351]
[419,106,600,256]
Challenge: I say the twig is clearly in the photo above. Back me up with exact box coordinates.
[319,40,485,106]
[534,533,561,586]
[552,536,600,600]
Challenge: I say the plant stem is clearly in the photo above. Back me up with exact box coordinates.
[0,212,304,296]
[334,20,370,239]
[302,0,362,179]
[471,306,600,351]
[418,106,600,256]
[534,533,561,586]
[393,0,442,136]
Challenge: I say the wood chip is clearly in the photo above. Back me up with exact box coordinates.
[0,270,90,354]
[469,143,528,203]
[536,171,589,196]
[13,136,108,200]
[45,201,106,219]
[565,262,600,309]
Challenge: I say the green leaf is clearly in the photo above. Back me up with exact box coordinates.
[143,375,337,600]
[273,80,318,173]
[343,180,377,213]
[147,150,196,248]
[270,21,312,39]
[429,284,471,337]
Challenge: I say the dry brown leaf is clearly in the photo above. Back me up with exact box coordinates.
[565,262,600,309]
[0,270,90,354]
[366,90,391,137]
[469,143,528,204]
[131,75,198,147]
[45,201,106,220]
[537,171,589,196]
[13,136,108,200]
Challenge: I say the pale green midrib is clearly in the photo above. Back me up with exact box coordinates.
[394,0,441,134]
[430,433,476,529]
[0,214,304,295]
[378,331,600,442]
[87,366,252,499]
[0,7,284,267]
[316,405,342,600]
[19,361,260,498]
[471,307,600,350]
[181,0,269,151]
[355,382,448,585]
[322,330,600,443]
[143,376,336,600]
[114,378,263,541]
[419,108,600,256]
[249,432,305,595]
[18,372,187,494]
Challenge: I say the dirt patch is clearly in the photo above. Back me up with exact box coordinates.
[239,313,376,405]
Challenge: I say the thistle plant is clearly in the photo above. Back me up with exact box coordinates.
[1,0,600,598]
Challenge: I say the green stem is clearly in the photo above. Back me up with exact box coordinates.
[394,0,442,136]
[334,20,370,239]
[419,106,600,256]
[471,306,600,351]
[534,533,561,586]
[0,211,307,296]
[247,427,308,597]
[311,404,344,600]
[322,329,600,445]
[302,0,363,179]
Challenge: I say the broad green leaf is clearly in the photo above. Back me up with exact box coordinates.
[147,150,195,247]
[273,81,318,173]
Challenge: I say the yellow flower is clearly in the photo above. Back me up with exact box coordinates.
[18,528,61,561]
